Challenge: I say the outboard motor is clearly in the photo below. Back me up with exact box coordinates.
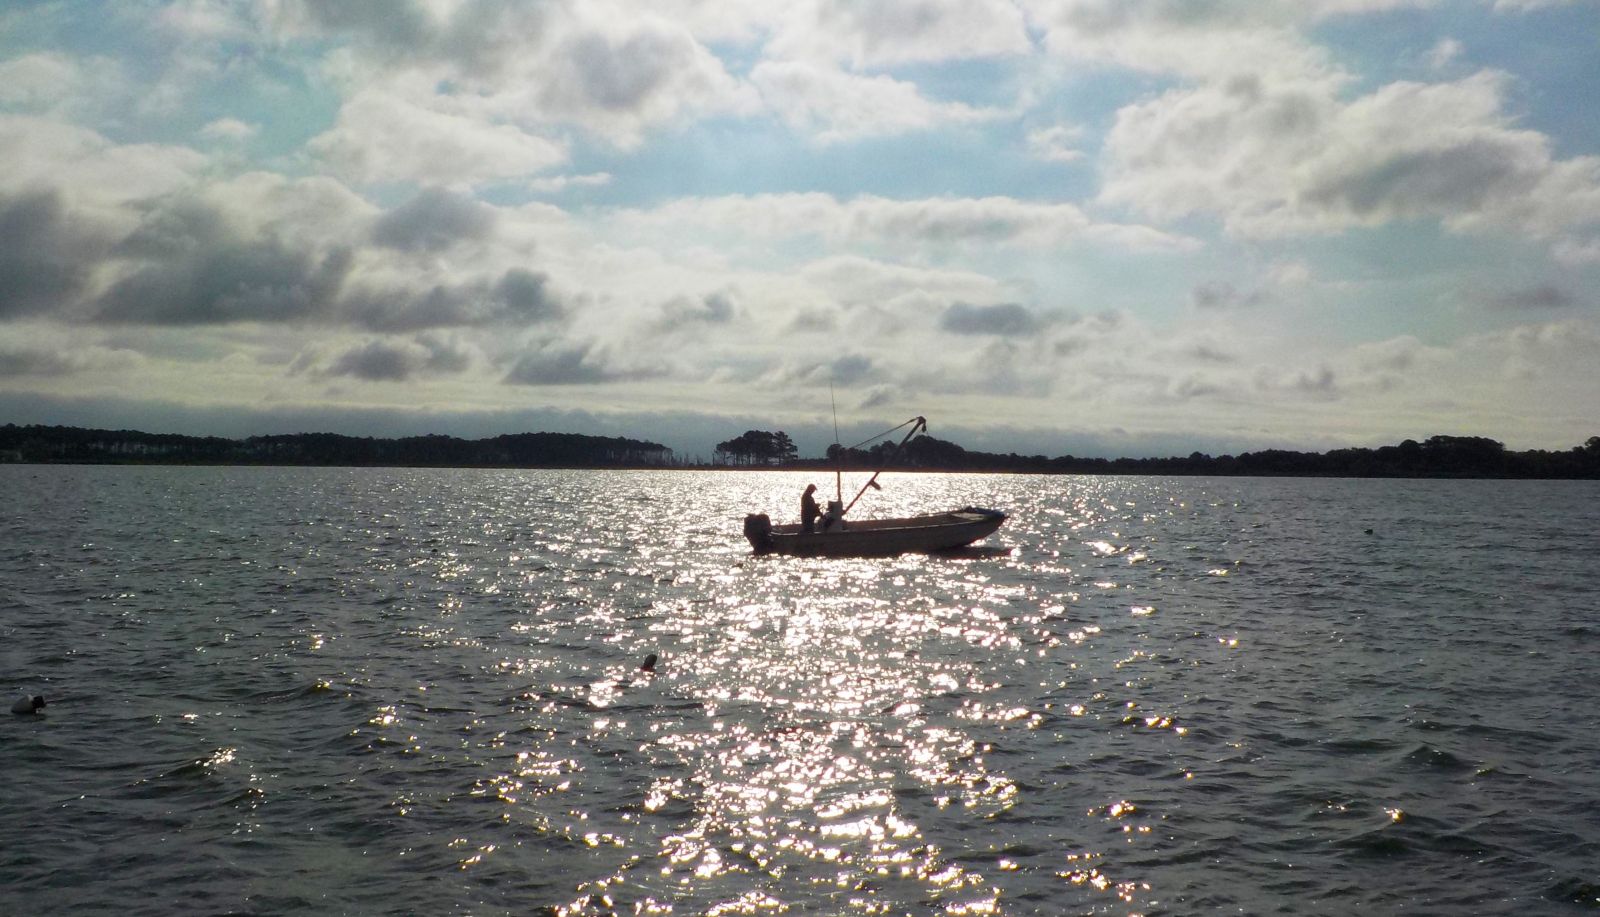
[822,500,844,532]
[743,513,774,554]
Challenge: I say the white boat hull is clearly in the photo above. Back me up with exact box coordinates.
[744,508,1006,557]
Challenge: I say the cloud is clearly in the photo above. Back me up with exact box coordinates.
[0,52,90,111]
[786,307,839,333]
[266,0,439,48]
[371,187,498,252]
[1488,284,1578,310]
[0,191,104,319]
[199,118,259,143]
[1426,38,1463,70]
[526,172,613,194]
[503,339,654,385]
[773,352,878,387]
[322,334,473,382]
[1552,237,1600,266]
[0,342,142,378]
[1255,363,1341,400]
[940,302,1042,336]
[653,291,738,333]
[798,255,1013,313]
[1029,0,1344,81]
[276,2,752,150]
[1100,69,1600,251]
[97,215,353,326]
[750,60,1000,143]
[618,192,1194,251]
[765,0,1032,68]
[1187,343,1238,363]
[339,266,565,332]
[494,269,565,324]
[1190,280,1264,310]
[1491,0,1579,10]
[0,115,206,211]
[310,89,567,186]
[1027,124,1086,163]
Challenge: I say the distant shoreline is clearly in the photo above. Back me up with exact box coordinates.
[4,424,1598,479]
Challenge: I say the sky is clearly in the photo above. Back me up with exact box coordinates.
[1,0,1598,460]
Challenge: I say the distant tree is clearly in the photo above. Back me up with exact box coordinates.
[716,430,797,465]
[772,431,798,463]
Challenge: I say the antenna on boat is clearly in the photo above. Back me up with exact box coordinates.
[830,383,842,504]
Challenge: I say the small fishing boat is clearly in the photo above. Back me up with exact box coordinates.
[741,415,1008,557]
[743,506,1006,557]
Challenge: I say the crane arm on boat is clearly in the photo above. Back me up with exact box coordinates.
[843,416,925,516]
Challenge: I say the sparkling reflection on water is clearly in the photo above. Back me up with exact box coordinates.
[2,467,1599,915]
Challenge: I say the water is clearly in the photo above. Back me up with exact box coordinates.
[2,466,1598,915]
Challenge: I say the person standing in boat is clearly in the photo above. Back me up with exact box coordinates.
[801,483,822,533]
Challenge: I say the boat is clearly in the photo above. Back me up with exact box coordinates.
[740,415,1008,557]
[743,506,1006,557]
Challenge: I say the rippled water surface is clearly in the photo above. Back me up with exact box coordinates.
[3,466,1599,915]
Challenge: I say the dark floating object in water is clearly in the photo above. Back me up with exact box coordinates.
[640,653,658,673]
[11,694,45,715]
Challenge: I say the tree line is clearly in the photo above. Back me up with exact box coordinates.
[5,424,1599,478]
[0,425,674,468]
[734,430,1600,479]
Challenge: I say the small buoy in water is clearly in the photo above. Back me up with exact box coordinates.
[11,694,44,715]
[640,653,658,673]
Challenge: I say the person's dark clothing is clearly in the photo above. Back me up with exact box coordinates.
[801,489,822,533]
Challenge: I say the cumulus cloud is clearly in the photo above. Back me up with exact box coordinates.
[340,267,566,332]
[1190,280,1265,311]
[1028,0,1350,81]
[1027,124,1086,163]
[0,125,564,334]
[1255,363,1341,400]
[618,192,1193,251]
[1491,0,1580,10]
[526,172,613,194]
[0,52,93,111]
[1100,69,1600,250]
[199,118,259,143]
[322,335,473,382]
[0,342,142,378]
[98,224,353,326]
[799,255,1013,314]
[535,18,750,144]
[371,187,498,252]
[0,191,106,319]
[773,352,878,387]
[310,90,567,186]
[765,0,1032,68]
[1426,38,1464,70]
[940,302,1042,336]
[751,59,1000,143]
[0,115,206,212]
[1488,284,1578,310]
[786,306,839,333]
[653,291,738,333]
[275,2,752,150]
[503,339,658,386]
